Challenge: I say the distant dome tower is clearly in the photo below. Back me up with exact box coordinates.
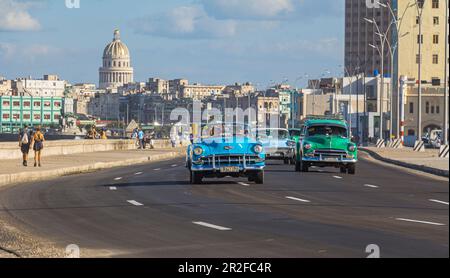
[99,29,134,90]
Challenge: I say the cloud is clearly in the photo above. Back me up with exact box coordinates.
[0,0,41,31]
[131,5,238,39]
[0,42,60,62]
[201,0,295,20]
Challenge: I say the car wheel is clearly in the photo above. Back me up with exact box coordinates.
[348,164,356,175]
[340,167,347,174]
[301,161,309,172]
[254,171,264,184]
[284,158,289,165]
[190,171,202,184]
[248,176,255,182]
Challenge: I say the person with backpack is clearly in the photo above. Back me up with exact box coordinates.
[18,125,32,167]
[32,126,45,167]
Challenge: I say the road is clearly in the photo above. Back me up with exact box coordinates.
[0,154,448,258]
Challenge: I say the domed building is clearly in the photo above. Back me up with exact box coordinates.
[99,29,134,90]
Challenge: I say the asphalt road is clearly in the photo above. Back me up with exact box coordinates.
[0,154,448,258]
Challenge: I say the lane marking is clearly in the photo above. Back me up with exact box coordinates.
[429,199,449,206]
[395,218,446,226]
[127,200,144,206]
[114,177,122,181]
[238,182,250,187]
[286,196,311,203]
[333,176,343,179]
[109,186,117,191]
[172,164,178,167]
[135,172,143,175]
[192,221,232,231]
[364,184,379,188]
[154,168,161,171]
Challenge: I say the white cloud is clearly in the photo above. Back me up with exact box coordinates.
[132,5,238,39]
[202,0,295,19]
[0,42,59,62]
[0,0,41,31]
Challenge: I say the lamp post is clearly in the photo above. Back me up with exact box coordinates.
[365,17,387,141]
[415,0,425,141]
[444,0,449,145]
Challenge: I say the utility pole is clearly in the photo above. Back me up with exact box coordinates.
[416,1,425,141]
[444,0,449,145]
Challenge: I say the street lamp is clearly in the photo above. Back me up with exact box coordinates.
[444,0,449,145]
[365,17,387,141]
[415,0,426,141]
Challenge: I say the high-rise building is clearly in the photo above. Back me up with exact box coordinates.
[99,30,134,90]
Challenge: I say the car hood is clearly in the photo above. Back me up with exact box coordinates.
[305,135,350,150]
[198,136,261,155]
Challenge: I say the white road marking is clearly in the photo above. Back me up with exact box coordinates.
[286,196,311,203]
[135,172,143,175]
[318,170,324,172]
[109,186,117,191]
[127,200,144,206]
[172,164,178,167]
[192,222,232,231]
[154,168,161,171]
[364,184,379,188]
[333,176,343,179]
[238,182,250,187]
[114,177,122,181]
[395,218,446,226]
[429,199,449,206]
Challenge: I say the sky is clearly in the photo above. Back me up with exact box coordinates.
[0,0,345,88]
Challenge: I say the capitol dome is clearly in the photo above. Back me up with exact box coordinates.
[103,30,130,59]
[99,29,134,90]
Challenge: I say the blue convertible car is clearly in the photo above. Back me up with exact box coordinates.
[186,123,266,184]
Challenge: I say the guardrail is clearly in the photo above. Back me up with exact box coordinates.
[0,139,179,160]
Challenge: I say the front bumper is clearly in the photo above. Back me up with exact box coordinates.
[191,154,265,173]
[265,147,294,159]
[302,155,357,163]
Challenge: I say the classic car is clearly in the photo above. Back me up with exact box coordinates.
[186,122,265,184]
[289,128,303,143]
[294,116,358,174]
[255,128,295,164]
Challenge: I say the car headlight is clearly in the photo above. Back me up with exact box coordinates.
[304,143,312,150]
[348,144,356,152]
[253,144,263,154]
[193,147,204,156]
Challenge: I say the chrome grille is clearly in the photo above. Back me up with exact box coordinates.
[314,149,347,157]
[201,155,260,166]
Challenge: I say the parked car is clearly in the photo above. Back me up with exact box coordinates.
[294,116,358,174]
[423,130,442,149]
[186,122,265,184]
[255,128,295,164]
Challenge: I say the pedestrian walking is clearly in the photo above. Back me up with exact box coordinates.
[138,128,145,150]
[18,125,32,167]
[32,126,45,167]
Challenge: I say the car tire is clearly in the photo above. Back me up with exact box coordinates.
[254,171,264,184]
[301,161,309,172]
[190,171,202,184]
[348,164,356,175]
[284,158,289,165]
[340,167,347,174]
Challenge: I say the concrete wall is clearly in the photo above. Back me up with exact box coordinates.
[0,139,175,160]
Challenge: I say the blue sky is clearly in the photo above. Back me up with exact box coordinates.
[0,0,344,88]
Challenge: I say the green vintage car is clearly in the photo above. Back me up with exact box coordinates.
[294,116,358,174]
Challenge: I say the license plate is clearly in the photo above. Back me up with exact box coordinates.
[270,153,281,157]
[324,157,338,162]
[220,166,240,173]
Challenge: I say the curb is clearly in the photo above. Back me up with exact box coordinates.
[360,148,449,178]
[0,151,184,188]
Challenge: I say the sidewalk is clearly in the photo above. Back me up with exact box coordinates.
[0,148,184,187]
[361,147,449,178]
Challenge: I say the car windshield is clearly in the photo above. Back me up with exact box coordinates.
[201,123,254,139]
[307,125,348,137]
[256,129,289,140]
[289,129,302,137]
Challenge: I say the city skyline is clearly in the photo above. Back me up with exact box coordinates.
[0,0,344,88]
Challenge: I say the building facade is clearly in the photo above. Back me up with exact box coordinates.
[181,84,225,100]
[99,30,134,90]
[0,96,63,133]
[14,75,66,97]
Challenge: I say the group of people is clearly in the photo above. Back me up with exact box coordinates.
[85,126,108,140]
[18,125,45,167]
[132,128,154,150]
